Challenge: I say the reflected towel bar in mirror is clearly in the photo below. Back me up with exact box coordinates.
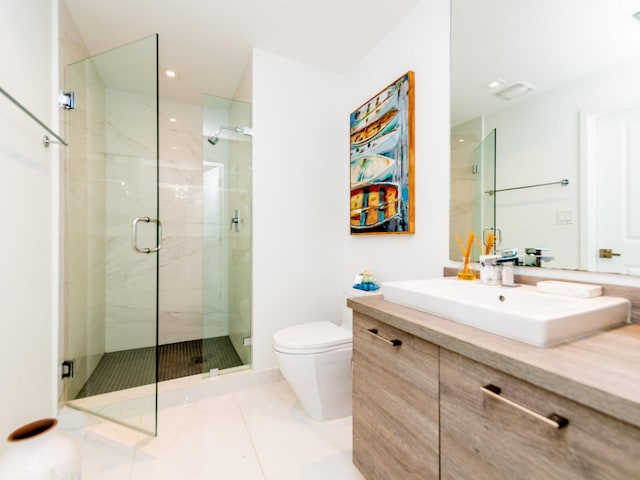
[486,178,569,195]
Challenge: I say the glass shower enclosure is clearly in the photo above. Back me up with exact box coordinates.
[62,35,252,436]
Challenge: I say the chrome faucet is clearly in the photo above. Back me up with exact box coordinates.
[496,248,523,266]
[480,249,520,286]
[525,247,554,267]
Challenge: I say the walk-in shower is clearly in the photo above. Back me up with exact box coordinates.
[62,35,252,435]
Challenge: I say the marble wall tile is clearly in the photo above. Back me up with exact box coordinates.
[158,311,203,345]
[159,98,205,345]
[103,89,158,351]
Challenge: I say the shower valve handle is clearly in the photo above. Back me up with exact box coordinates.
[231,209,241,232]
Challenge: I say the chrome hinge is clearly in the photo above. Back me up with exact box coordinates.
[242,337,252,346]
[58,91,75,110]
[61,360,74,379]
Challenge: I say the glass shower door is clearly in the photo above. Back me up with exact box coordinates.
[202,95,252,371]
[63,35,159,435]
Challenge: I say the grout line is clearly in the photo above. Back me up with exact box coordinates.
[234,390,268,480]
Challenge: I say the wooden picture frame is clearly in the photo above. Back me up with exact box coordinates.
[349,71,415,234]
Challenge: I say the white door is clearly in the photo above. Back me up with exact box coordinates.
[591,103,640,274]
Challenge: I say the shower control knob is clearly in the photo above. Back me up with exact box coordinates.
[231,209,241,232]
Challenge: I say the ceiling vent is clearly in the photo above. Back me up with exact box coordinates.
[493,81,536,100]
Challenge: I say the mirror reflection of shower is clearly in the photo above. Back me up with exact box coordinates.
[207,125,253,145]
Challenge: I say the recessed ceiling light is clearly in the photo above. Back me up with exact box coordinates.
[165,70,178,78]
[169,117,177,122]
[484,78,506,90]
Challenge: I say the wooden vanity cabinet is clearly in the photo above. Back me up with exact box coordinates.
[352,314,440,480]
[439,349,640,480]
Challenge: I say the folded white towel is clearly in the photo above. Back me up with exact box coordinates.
[536,280,602,298]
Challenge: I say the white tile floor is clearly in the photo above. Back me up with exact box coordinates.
[59,379,365,480]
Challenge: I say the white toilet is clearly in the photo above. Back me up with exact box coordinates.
[272,288,377,421]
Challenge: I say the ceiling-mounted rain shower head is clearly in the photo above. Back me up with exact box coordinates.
[206,126,252,146]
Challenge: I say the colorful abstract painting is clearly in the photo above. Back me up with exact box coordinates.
[349,72,415,234]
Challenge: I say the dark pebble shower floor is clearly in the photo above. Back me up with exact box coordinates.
[76,336,243,398]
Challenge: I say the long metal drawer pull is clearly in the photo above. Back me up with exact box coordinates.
[482,384,569,429]
[367,328,402,347]
[131,216,162,254]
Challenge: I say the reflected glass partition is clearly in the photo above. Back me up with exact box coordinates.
[473,129,496,260]
[450,121,496,263]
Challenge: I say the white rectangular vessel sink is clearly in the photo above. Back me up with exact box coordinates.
[381,278,630,346]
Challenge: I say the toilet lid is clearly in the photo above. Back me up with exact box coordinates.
[273,321,352,352]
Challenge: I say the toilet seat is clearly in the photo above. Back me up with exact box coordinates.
[273,321,352,355]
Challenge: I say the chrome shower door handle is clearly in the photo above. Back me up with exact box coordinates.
[131,216,162,254]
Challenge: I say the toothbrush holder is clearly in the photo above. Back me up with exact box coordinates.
[457,256,476,280]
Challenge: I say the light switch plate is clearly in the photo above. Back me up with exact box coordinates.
[555,210,574,224]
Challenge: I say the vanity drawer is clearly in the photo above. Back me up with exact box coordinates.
[352,313,439,480]
[440,349,640,480]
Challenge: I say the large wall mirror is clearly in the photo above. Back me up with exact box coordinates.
[450,0,640,276]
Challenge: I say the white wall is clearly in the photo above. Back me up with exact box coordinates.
[343,0,451,285]
[251,49,346,370]
[251,0,450,371]
[0,0,57,445]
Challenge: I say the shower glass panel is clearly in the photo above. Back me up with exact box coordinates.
[202,95,252,371]
[63,35,159,436]
[472,128,497,259]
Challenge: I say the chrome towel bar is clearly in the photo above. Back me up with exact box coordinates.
[486,179,569,195]
[0,85,68,147]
